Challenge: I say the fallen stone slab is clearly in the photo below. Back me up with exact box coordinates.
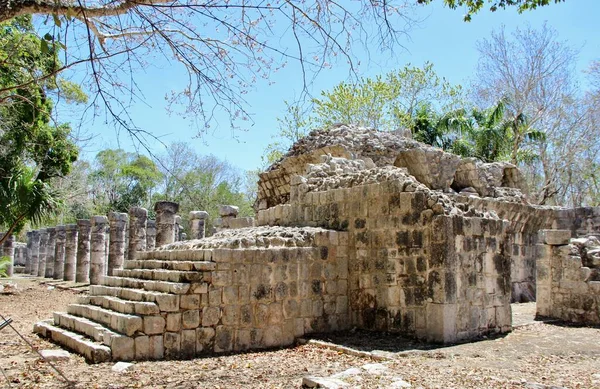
[302,376,350,388]
[111,362,134,373]
[39,349,70,362]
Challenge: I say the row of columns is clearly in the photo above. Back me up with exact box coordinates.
[3,201,214,281]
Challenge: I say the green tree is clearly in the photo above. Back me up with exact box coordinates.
[155,142,254,235]
[417,0,566,21]
[89,149,162,213]
[265,63,463,163]
[0,16,81,244]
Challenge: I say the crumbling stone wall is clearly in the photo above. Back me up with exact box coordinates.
[258,156,512,342]
[537,230,600,325]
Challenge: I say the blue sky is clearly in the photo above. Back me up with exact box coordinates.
[70,0,600,173]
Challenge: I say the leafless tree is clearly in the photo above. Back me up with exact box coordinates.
[473,23,599,206]
[0,0,418,143]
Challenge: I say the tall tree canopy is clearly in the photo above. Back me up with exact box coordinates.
[0,16,80,243]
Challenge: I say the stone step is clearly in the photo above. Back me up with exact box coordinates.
[89,285,183,312]
[112,268,209,283]
[124,259,215,272]
[53,311,117,345]
[78,295,160,316]
[100,275,205,295]
[136,249,214,261]
[34,320,111,363]
[66,304,142,336]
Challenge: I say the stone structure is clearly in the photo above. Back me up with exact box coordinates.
[155,201,179,247]
[76,220,92,283]
[90,216,109,285]
[12,242,26,273]
[32,125,600,363]
[53,226,66,280]
[25,231,33,274]
[146,220,157,250]
[189,211,209,240]
[45,227,57,278]
[64,224,78,281]
[108,212,128,276]
[30,230,40,276]
[1,233,14,277]
[537,230,600,324]
[37,229,48,277]
[174,215,182,242]
[128,207,147,260]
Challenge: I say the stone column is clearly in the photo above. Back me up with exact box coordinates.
[108,212,128,275]
[64,224,78,281]
[189,211,209,239]
[154,201,179,247]
[53,225,66,280]
[146,220,156,250]
[37,229,48,277]
[25,231,33,274]
[174,215,182,242]
[76,220,91,283]
[44,227,56,278]
[90,216,108,285]
[218,205,239,229]
[30,230,41,276]
[1,233,14,277]
[128,207,147,260]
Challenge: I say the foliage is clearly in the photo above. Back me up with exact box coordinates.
[417,0,566,21]
[0,255,10,277]
[155,142,255,235]
[89,149,162,214]
[265,63,463,165]
[0,16,81,243]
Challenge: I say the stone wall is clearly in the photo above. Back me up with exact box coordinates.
[457,197,560,303]
[537,230,600,325]
[258,158,512,342]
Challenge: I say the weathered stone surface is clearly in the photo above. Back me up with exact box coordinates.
[541,229,572,246]
[454,158,527,199]
[44,227,56,278]
[108,212,128,276]
[53,226,66,280]
[146,220,157,250]
[394,145,461,190]
[1,233,14,277]
[155,201,179,247]
[39,349,70,361]
[37,229,48,277]
[219,205,239,217]
[64,224,78,281]
[90,216,108,285]
[128,207,147,260]
[76,220,91,283]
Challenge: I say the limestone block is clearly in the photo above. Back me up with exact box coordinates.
[453,158,526,197]
[235,329,251,351]
[166,313,182,332]
[164,332,181,359]
[135,335,151,360]
[180,295,200,310]
[394,145,460,190]
[541,230,572,246]
[202,306,221,327]
[181,329,196,358]
[149,335,164,359]
[425,303,458,343]
[214,326,234,352]
[218,205,239,217]
[155,294,180,312]
[182,310,200,329]
[39,349,70,362]
[196,327,216,353]
[111,335,135,361]
[143,316,165,335]
[263,325,283,348]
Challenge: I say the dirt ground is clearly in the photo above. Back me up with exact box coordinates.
[1,277,599,389]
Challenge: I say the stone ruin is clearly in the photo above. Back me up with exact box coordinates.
[22,125,600,363]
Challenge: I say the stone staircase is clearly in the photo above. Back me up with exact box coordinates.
[34,253,214,363]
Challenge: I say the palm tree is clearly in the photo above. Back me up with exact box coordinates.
[0,166,60,245]
[447,99,545,164]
